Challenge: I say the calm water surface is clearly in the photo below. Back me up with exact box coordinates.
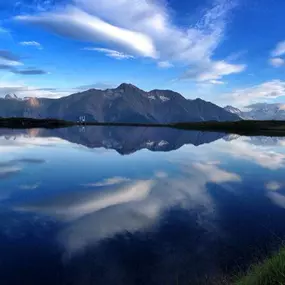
[1,127,285,285]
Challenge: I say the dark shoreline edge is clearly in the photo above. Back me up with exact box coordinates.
[1,117,285,136]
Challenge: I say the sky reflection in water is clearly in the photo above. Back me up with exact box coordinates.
[1,127,285,284]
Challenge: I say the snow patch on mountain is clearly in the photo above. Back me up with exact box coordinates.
[158,140,169,147]
[159,95,170,102]
[146,141,155,146]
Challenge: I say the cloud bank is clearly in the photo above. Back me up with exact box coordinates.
[223,80,285,106]
[15,0,245,83]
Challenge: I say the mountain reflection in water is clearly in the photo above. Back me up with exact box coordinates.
[0,126,225,154]
[0,127,285,285]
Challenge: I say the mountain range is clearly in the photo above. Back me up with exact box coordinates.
[224,103,285,120]
[1,83,238,123]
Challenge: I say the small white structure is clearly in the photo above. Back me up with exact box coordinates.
[79,126,86,133]
[78,116,86,123]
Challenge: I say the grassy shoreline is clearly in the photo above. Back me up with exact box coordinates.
[235,247,285,285]
[2,117,285,136]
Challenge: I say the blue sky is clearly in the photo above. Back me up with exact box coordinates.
[0,0,285,107]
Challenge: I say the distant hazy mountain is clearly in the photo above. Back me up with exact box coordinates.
[0,127,225,155]
[246,136,285,146]
[225,103,285,120]
[0,83,239,123]
[224,105,247,119]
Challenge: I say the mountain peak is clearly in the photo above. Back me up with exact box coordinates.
[224,105,241,112]
[193,98,206,102]
[5,94,18,100]
[117,83,140,90]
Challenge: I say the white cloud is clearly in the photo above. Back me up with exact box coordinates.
[267,192,285,209]
[15,0,244,82]
[157,61,173,69]
[269,57,284,67]
[19,183,41,190]
[219,138,285,170]
[82,177,130,187]
[0,80,123,99]
[19,41,43,49]
[271,41,285,57]
[184,60,246,82]
[83,47,134,60]
[76,82,115,90]
[0,50,23,67]
[16,159,241,254]
[0,135,68,149]
[223,80,285,106]
[265,181,282,191]
[0,58,22,67]
[0,166,21,179]
[0,27,9,34]
[0,82,70,99]
[155,171,168,178]
[210,79,225,85]
[15,7,157,58]
[18,180,154,221]
[193,162,241,183]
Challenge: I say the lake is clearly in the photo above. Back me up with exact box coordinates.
[1,126,285,285]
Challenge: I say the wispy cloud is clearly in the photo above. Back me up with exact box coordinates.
[271,40,285,57]
[222,80,285,106]
[183,60,245,82]
[15,7,156,58]
[269,57,285,67]
[19,183,41,190]
[209,80,225,85]
[0,82,69,98]
[17,159,241,253]
[75,82,115,90]
[82,177,131,187]
[14,158,46,164]
[15,0,245,83]
[265,181,282,191]
[0,50,22,66]
[19,179,154,221]
[267,192,285,210]
[0,64,14,70]
[19,41,43,50]
[0,80,119,99]
[0,49,47,75]
[0,26,9,34]
[0,165,21,179]
[269,41,285,68]
[0,158,45,180]
[219,138,285,170]
[157,61,173,69]
[11,68,48,75]
[83,47,134,60]
[192,162,241,183]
